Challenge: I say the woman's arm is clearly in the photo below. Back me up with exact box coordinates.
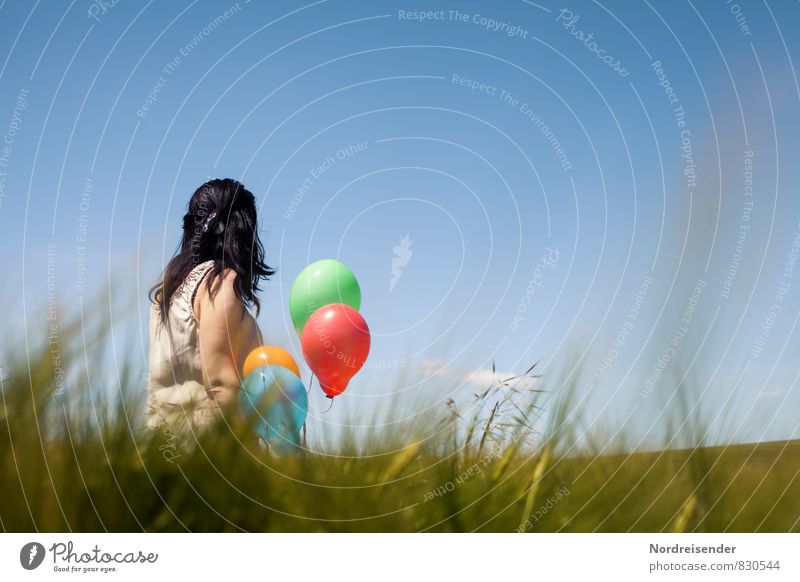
[196,269,261,409]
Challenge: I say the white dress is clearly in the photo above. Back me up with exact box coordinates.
[146,260,221,433]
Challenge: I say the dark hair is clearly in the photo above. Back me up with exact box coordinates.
[149,178,275,324]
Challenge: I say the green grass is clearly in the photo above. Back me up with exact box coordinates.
[1,308,798,533]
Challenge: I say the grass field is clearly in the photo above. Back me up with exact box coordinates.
[1,309,798,533]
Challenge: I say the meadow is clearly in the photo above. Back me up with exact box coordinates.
[1,302,798,533]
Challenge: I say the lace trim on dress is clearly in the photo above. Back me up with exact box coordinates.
[176,260,215,307]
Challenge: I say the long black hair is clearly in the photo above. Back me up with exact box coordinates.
[149,178,275,324]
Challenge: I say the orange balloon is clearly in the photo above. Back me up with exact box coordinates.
[242,345,301,379]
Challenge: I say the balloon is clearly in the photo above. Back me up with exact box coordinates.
[243,345,300,378]
[240,365,308,449]
[301,303,370,398]
[290,259,361,335]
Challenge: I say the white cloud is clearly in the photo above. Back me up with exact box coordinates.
[757,389,783,399]
[421,358,536,389]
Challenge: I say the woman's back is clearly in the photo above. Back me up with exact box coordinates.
[146,178,273,437]
[147,259,219,432]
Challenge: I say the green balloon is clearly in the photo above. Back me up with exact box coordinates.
[289,259,361,334]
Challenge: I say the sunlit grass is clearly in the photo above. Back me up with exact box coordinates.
[1,304,798,533]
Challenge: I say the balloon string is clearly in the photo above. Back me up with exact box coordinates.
[308,396,335,414]
[305,372,335,415]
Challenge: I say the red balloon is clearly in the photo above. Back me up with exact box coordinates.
[301,303,370,398]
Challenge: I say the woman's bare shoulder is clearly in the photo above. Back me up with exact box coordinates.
[195,267,245,320]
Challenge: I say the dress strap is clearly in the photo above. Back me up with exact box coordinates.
[177,260,216,314]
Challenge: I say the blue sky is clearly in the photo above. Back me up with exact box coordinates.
[1,0,799,447]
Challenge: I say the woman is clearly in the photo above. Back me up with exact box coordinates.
[147,178,274,435]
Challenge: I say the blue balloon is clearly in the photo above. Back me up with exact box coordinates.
[240,365,308,451]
